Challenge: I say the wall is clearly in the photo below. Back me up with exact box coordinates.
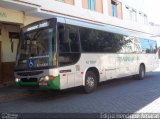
[117,1,123,19]
[64,0,74,5]
[82,0,88,9]
[24,15,42,26]
[95,0,103,13]
[0,7,23,24]
[82,0,103,13]
[108,0,111,16]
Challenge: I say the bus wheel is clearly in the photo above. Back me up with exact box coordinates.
[137,64,145,80]
[83,71,97,93]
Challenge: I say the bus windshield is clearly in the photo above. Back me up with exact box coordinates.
[16,28,56,70]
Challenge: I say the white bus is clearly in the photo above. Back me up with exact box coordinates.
[15,17,159,93]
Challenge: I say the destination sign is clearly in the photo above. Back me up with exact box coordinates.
[22,18,57,33]
[26,22,49,32]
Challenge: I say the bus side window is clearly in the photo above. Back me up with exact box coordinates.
[58,24,70,53]
[69,32,80,52]
[140,38,151,53]
[58,24,80,66]
[149,40,157,53]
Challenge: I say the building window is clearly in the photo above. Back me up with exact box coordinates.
[144,14,148,24]
[111,0,117,17]
[132,9,137,22]
[126,6,137,22]
[139,12,148,24]
[88,0,95,10]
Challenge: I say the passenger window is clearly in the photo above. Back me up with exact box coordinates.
[68,26,80,52]
[58,24,80,66]
[79,27,126,53]
[150,40,157,53]
[58,24,70,52]
[140,38,151,53]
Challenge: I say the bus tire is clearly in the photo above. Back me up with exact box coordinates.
[83,71,98,93]
[137,64,145,80]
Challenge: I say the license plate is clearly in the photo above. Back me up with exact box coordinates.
[39,82,48,86]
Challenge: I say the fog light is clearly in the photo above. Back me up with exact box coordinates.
[15,78,20,82]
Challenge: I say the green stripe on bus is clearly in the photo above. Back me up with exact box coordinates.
[48,75,60,90]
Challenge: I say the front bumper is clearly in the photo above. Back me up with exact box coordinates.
[15,75,60,90]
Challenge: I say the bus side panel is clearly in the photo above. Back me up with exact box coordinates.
[116,54,139,77]
[138,54,153,72]
[59,65,83,90]
[79,53,118,84]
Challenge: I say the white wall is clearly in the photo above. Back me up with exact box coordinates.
[24,15,42,26]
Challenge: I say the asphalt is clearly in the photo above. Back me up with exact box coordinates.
[0,85,27,102]
[0,84,63,103]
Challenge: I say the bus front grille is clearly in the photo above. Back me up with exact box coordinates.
[21,78,38,82]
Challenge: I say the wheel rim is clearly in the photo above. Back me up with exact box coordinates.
[86,76,95,88]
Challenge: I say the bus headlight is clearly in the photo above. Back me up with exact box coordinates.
[40,76,54,81]
[44,76,49,81]
[15,78,20,82]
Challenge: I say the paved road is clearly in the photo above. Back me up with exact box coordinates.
[0,70,160,114]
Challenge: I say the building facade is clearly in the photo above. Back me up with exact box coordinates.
[0,0,159,85]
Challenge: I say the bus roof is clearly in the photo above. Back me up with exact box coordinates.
[56,17,159,40]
